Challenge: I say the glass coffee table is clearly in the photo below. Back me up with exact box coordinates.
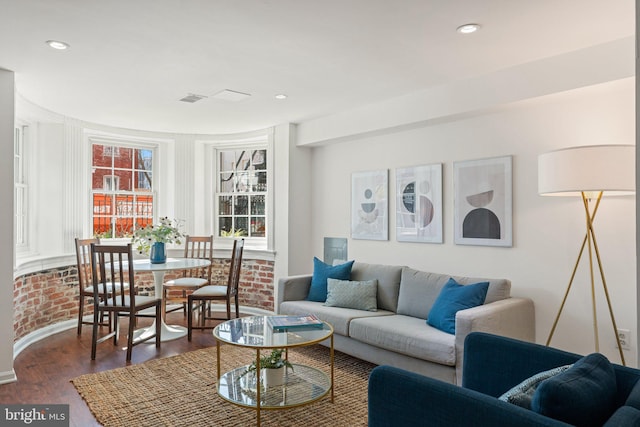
[213,316,334,426]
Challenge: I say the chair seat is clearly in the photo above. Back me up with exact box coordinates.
[192,285,227,297]
[164,277,208,288]
[101,295,160,308]
[83,282,130,294]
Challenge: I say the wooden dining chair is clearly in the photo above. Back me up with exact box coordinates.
[162,235,213,318]
[90,243,161,362]
[75,237,130,335]
[187,238,244,341]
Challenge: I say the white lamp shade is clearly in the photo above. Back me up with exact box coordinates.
[538,145,635,196]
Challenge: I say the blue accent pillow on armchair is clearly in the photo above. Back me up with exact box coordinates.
[426,278,489,334]
[307,258,354,302]
[531,353,617,427]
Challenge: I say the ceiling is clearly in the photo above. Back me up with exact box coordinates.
[0,0,634,135]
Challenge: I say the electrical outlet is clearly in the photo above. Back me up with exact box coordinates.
[617,328,631,351]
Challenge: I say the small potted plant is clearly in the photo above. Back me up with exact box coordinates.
[240,349,294,387]
[132,217,184,263]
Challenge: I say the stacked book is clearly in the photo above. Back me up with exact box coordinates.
[268,314,324,332]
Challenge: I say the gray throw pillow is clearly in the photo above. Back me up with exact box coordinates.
[498,365,573,409]
[324,278,378,311]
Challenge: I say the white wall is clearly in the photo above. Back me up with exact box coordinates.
[308,77,637,366]
[0,69,16,383]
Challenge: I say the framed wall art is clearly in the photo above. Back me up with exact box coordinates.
[351,170,388,240]
[453,156,512,247]
[395,164,443,243]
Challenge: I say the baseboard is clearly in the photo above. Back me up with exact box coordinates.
[13,318,77,359]
[0,369,17,385]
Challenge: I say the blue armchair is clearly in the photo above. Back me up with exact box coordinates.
[368,332,640,427]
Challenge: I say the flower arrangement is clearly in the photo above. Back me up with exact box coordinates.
[240,349,294,378]
[131,217,184,254]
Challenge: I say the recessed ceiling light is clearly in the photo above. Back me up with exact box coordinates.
[46,40,70,50]
[456,24,480,34]
[275,94,288,100]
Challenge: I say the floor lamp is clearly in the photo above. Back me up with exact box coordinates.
[538,144,635,366]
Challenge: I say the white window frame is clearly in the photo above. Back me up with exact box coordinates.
[89,137,158,240]
[14,124,29,252]
[205,131,274,251]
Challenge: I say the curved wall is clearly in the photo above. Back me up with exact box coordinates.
[13,257,275,342]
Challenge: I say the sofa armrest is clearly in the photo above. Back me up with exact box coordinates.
[276,274,312,313]
[453,297,535,385]
[368,365,572,427]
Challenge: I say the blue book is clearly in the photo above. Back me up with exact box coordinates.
[268,314,324,331]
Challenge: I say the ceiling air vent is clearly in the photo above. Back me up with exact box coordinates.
[179,93,207,103]
[211,89,251,102]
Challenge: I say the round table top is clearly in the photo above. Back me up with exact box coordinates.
[214,315,333,349]
[128,257,211,272]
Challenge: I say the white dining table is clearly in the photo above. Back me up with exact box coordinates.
[128,257,211,342]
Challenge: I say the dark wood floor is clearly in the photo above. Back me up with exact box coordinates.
[0,311,231,427]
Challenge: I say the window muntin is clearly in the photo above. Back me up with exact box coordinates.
[91,143,154,238]
[217,148,267,239]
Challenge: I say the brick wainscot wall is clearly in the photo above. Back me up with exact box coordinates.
[13,258,275,342]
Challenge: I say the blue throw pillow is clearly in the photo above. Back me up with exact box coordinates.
[531,353,617,427]
[426,278,489,334]
[307,258,354,302]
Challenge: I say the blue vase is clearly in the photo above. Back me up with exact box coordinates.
[150,242,166,264]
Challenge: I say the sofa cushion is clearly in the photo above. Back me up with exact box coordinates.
[279,300,394,336]
[498,365,572,409]
[397,267,511,319]
[532,353,617,427]
[325,278,378,311]
[427,278,489,334]
[349,314,456,365]
[603,406,640,427]
[350,262,403,312]
[307,258,354,302]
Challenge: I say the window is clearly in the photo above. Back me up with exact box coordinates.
[14,125,28,249]
[91,143,154,238]
[216,148,267,240]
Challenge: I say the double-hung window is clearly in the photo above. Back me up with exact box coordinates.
[215,146,268,245]
[14,124,28,251]
[91,142,154,238]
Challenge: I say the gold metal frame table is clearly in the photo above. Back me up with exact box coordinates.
[213,316,334,426]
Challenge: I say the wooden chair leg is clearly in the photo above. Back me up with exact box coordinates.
[126,313,134,362]
[114,314,120,344]
[187,298,193,341]
[182,290,187,318]
[155,304,161,349]
[91,309,99,360]
[78,295,85,335]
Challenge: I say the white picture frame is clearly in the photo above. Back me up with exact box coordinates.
[351,170,388,240]
[454,156,513,247]
[395,164,443,243]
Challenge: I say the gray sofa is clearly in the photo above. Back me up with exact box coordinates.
[276,262,535,385]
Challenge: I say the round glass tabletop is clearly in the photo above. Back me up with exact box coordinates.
[214,315,333,349]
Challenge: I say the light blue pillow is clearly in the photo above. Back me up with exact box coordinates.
[324,278,378,311]
[426,278,489,334]
[307,258,354,302]
[532,353,617,427]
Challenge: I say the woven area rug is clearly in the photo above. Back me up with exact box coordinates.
[71,345,374,426]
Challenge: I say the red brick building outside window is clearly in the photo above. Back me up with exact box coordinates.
[92,143,154,238]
